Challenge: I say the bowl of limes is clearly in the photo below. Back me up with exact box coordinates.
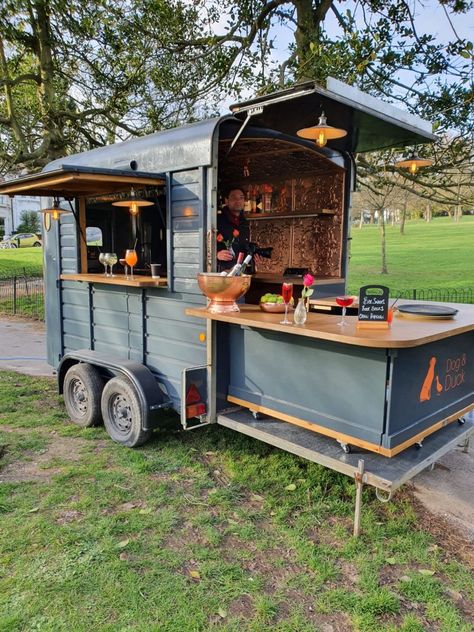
[259,293,293,313]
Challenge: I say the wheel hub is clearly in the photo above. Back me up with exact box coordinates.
[109,394,132,433]
[69,378,88,416]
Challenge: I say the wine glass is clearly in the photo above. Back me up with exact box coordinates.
[119,258,128,278]
[336,295,354,326]
[280,282,293,325]
[125,249,138,280]
[98,252,108,276]
[107,253,118,277]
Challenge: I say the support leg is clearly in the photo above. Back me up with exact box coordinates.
[353,459,365,538]
[462,437,470,454]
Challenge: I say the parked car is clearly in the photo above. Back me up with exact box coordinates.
[1,233,42,248]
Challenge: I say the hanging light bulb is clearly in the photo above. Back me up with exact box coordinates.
[112,187,153,216]
[395,155,433,175]
[297,111,347,147]
[40,197,69,221]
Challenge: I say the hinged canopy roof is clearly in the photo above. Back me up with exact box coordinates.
[230,77,437,153]
[0,165,165,198]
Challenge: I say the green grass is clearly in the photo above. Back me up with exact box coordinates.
[0,247,43,277]
[1,370,473,631]
[347,216,474,295]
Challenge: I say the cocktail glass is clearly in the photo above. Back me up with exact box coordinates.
[98,252,108,276]
[107,253,118,277]
[125,249,138,280]
[119,258,128,278]
[336,295,354,326]
[280,282,293,325]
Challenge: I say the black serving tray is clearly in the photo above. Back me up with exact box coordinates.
[397,304,458,319]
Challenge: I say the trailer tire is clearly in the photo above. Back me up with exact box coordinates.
[101,377,152,447]
[63,363,104,428]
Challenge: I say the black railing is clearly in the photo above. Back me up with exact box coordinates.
[0,269,44,320]
[392,287,474,304]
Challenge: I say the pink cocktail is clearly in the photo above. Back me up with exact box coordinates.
[335,295,354,326]
[280,282,293,325]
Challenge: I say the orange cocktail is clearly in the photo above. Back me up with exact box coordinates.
[125,249,138,280]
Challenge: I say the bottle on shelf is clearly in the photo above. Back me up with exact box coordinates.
[243,191,252,213]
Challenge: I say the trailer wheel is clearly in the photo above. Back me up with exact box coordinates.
[101,377,152,447]
[63,363,104,427]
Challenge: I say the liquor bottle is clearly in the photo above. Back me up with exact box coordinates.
[226,252,245,277]
[243,192,251,213]
[227,253,252,277]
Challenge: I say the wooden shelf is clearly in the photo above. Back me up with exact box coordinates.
[244,210,336,221]
[60,273,168,288]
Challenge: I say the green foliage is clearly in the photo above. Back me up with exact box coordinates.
[14,211,40,234]
[0,247,43,276]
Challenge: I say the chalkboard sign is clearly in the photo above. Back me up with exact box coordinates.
[358,285,389,325]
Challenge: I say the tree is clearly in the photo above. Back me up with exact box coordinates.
[1,0,473,182]
[15,210,40,233]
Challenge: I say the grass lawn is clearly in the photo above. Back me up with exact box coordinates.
[347,216,474,295]
[1,371,473,632]
[0,247,43,277]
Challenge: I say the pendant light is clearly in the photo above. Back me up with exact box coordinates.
[297,111,347,147]
[112,187,153,216]
[395,155,433,175]
[40,197,70,221]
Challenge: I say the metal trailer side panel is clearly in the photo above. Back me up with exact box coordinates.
[44,214,62,366]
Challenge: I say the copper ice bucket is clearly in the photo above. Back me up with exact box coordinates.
[197,273,251,313]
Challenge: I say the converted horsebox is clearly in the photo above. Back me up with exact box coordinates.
[1,78,472,459]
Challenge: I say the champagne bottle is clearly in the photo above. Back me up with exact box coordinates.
[239,254,253,275]
[226,252,245,277]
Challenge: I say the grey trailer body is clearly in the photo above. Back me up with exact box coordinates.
[0,78,437,443]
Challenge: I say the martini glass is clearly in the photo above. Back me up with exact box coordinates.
[336,295,354,326]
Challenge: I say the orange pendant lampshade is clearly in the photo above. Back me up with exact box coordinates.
[297,111,347,147]
[112,188,153,216]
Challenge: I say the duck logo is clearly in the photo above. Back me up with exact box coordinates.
[419,353,467,402]
[419,356,443,402]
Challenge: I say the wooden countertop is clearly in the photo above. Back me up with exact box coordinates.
[186,302,474,348]
[60,273,168,288]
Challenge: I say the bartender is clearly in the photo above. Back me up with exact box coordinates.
[217,187,262,273]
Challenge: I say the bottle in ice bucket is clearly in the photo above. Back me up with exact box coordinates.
[227,253,252,277]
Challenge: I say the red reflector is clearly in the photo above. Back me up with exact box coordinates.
[186,384,201,405]
[186,402,206,419]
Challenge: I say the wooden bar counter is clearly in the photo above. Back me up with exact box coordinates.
[60,273,168,288]
[187,302,474,456]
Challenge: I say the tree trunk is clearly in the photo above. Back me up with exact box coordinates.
[380,208,388,274]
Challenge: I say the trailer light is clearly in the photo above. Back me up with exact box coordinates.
[297,111,347,147]
[112,187,153,216]
[395,155,433,174]
[40,197,70,221]
[185,384,206,419]
[199,333,206,342]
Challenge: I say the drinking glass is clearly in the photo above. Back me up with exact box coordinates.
[98,252,108,276]
[107,253,118,277]
[335,295,354,326]
[125,249,138,280]
[280,282,293,325]
[119,258,128,278]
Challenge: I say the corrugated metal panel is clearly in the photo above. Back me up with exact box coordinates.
[61,282,90,353]
[59,215,78,274]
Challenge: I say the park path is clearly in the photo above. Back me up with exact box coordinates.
[0,316,472,539]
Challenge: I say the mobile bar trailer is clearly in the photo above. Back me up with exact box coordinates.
[1,78,472,534]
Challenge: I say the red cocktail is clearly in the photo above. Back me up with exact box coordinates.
[280,282,293,325]
[335,295,354,326]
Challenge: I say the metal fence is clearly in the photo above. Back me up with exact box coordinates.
[0,272,472,323]
[392,287,474,304]
[0,269,44,320]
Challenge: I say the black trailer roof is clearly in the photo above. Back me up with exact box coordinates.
[230,77,436,153]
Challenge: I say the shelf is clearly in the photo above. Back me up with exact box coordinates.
[60,273,168,288]
[244,210,336,220]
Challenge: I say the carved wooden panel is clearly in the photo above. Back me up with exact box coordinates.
[250,219,292,273]
[294,173,344,214]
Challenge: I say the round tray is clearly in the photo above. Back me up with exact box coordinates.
[259,302,293,313]
[397,304,458,319]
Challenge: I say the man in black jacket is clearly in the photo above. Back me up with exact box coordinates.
[216,187,250,272]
